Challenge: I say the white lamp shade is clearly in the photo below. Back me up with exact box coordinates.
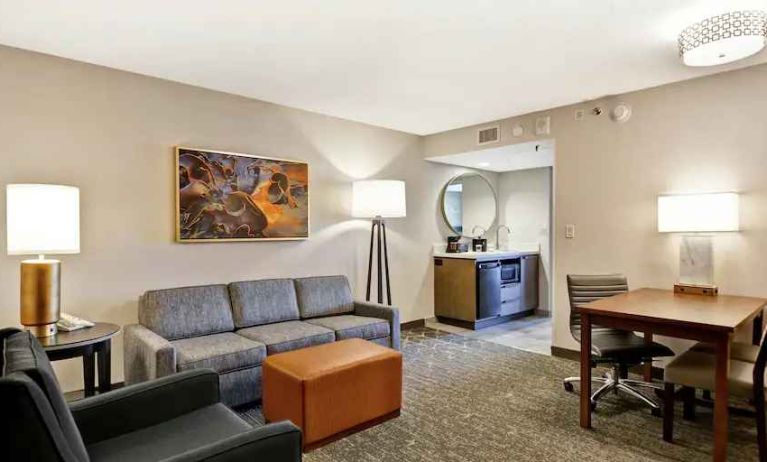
[352,180,406,218]
[6,184,80,255]
[657,192,739,233]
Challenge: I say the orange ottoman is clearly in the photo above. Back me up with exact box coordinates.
[262,338,403,451]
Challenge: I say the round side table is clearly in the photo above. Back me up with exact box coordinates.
[38,323,121,397]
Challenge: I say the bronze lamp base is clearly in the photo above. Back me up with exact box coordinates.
[20,258,61,337]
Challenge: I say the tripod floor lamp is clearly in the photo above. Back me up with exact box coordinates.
[352,180,406,306]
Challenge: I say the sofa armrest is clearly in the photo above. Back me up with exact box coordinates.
[124,323,176,384]
[70,369,219,445]
[354,300,401,350]
[164,421,302,462]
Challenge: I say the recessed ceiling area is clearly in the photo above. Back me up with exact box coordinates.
[0,0,766,135]
[426,140,554,173]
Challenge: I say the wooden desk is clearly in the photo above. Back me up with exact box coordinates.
[578,288,766,462]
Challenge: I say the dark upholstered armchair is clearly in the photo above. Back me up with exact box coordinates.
[0,328,301,462]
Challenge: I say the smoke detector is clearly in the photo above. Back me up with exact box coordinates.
[610,103,632,123]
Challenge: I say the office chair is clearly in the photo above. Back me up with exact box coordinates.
[563,274,675,411]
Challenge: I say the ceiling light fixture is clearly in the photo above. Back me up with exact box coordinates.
[679,10,767,67]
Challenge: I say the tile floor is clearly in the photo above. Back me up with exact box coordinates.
[426,313,552,355]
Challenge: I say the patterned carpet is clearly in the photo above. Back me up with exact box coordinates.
[238,328,758,461]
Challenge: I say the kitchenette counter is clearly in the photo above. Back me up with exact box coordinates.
[433,249,539,261]
[433,248,540,329]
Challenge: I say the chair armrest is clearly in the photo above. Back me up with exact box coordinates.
[354,300,400,350]
[70,369,219,445]
[164,421,302,462]
[124,323,176,384]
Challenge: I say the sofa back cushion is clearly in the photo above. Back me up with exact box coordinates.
[294,275,354,319]
[228,279,300,328]
[2,329,89,462]
[140,284,235,340]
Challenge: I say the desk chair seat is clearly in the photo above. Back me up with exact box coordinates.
[575,329,674,361]
[563,274,675,412]
[665,351,760,397]
[690,341,760,363]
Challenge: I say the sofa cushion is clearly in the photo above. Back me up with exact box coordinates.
[172,333,266,373]
[140,284,235,340]
[87,403,251,462]
[236,321,335,355]
[228,279,300,328]
[3,330,90,462]
[294,275,354,319]
[306,315,390,341]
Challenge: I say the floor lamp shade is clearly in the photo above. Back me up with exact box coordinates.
[352,180,406,306]
[352,180,407,218]
[6,184,80,337]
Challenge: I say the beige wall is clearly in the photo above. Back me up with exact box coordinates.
[497,167,551,312]
[425,63,767,355]
[0,45,474,391]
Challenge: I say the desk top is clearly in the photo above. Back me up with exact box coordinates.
[580,288,767,333]
[38,323,121,351]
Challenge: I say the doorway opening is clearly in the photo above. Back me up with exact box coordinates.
[426,139,555,355]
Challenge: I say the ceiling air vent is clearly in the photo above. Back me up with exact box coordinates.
[477,125,500,145]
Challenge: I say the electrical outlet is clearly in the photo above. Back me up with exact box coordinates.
[565,224,575,239]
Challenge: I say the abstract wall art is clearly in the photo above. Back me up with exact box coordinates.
[175,147,309,242]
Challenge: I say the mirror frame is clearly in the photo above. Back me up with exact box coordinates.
[440,172,498,238]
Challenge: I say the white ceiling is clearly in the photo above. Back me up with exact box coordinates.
[1,0,766,135]
[427,140,554,173]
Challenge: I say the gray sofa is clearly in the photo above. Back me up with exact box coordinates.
[125,275,400,407]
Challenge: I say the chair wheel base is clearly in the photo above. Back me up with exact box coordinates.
[564,382,574,393]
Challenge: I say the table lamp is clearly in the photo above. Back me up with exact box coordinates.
[657,192,738,293]
[6,184,80,336]
[352,180,406,305]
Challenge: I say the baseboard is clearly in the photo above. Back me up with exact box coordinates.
[550,345,580,361]
[401,319,426,330]
[436,311,535,331]
[550,346,664,381]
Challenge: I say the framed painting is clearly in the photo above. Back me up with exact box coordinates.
[175,147,309,242]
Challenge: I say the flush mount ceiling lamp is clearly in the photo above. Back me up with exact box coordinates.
[679,10,767,67]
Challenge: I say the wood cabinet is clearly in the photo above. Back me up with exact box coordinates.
[434,254,539,330]
[434,258,476,322]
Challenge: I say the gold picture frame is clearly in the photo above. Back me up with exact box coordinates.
[175,146,309,242]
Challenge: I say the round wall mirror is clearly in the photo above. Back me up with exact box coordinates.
[441,173,497,237]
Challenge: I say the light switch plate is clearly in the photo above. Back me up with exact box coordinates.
[565,224,575,239]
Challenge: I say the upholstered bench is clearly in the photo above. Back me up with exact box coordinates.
[263,338,402,451]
